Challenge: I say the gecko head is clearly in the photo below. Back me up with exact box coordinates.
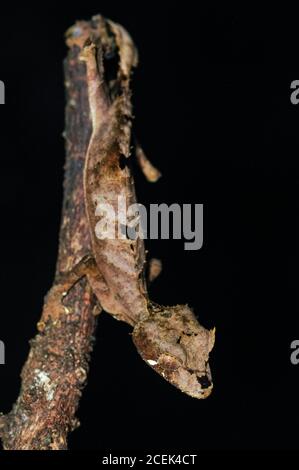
[132,303,215,399]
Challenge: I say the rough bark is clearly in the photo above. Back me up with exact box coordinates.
[0,20,97,450]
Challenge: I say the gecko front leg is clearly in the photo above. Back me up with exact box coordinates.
[39,255,98,331]
[39,255,109,330]
[39,252,133,332]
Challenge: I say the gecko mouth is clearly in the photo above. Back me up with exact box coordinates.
[194,370,213,398]
[196,374,212,389]
[155,363,213,400]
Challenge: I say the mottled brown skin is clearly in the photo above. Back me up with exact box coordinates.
[79,17,215,398]
[43,16,215,399]
[82,73,148,326]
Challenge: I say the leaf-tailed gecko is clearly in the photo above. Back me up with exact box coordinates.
[41,16,214,399]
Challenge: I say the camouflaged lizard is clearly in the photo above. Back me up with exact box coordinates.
[41,16,214,399]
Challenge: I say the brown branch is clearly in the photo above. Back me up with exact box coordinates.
[0,18,98,450]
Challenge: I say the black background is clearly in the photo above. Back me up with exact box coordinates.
[0,4,298,452]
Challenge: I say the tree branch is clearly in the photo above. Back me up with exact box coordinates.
[0,17,98,450]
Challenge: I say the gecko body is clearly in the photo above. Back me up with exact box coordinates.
[42,16,214,399]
